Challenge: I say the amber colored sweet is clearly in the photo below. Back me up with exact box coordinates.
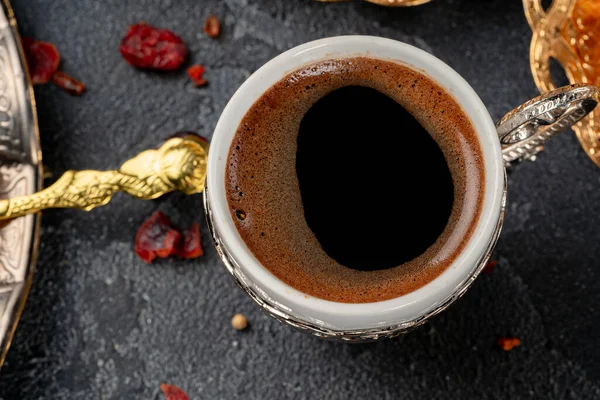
[525,0,600,167]
[563,0,600,84]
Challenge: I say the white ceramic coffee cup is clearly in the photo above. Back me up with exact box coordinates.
[204,36,598,340]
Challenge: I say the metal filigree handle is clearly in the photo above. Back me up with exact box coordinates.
[0,134,209,220]
[496,84,600,166]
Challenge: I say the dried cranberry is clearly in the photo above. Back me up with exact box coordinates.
[120,23,188,71]
[203,15,221,38]
[187,65,207,87]
[174,223,203,259]
[22,37,60,85]
[482,260,498,275]
[160,384,189,400]
[52,71,85,95]
[135,211,181,263]
[497,337,521,351]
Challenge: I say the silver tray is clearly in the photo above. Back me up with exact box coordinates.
[0,0,42,368]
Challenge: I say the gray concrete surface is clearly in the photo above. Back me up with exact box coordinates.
[0,0,599,398]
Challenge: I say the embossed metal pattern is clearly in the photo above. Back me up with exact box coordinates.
[317,0,431,7]
[496,84,600,165]
[0,135,209,220]
[0,0,42,368]
[524,0,600,167]
[205,177,506,341]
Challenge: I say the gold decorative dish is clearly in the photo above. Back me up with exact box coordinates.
[317,0,431,6]
[525,0,600,167]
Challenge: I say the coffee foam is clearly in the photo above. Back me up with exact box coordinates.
[226,57,485,303]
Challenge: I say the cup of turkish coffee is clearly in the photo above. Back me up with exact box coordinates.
[204,36,599,341]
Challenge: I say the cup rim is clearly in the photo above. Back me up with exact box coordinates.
[206,36,505,331]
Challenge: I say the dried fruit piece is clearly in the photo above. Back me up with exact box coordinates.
[120,23,188,71]
[187,65,207,87]
[231,313,248,331]
[160,384,189,400]
[203,15,221,38]
[174,223,203,259]
[497,337,521,351]
[135,211,181,263]
[52,71,86,95]
[482,260,498,275]
[22,37,60,84]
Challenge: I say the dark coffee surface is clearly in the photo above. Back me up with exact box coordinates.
[3,1,600,399]
[226,57,485,303]
[296,85,454,271]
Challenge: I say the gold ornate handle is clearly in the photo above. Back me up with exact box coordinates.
[0,134,209,220]
[316,0,431,6]
[524,0,600,167]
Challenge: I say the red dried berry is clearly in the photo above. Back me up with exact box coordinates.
[203,15,221,38]
[482,260,498,275]
[174,223,203,259]
[160,384,189,400]
[120,23,188,71]
[52,71,86,95]
[22,37,60,85]
[187,65,207,87]
[135,211,181,263]
[497,337,521,351]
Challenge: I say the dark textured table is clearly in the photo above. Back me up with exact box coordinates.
[0,0,599,398]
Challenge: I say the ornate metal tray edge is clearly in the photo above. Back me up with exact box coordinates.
[0,0,42,368]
